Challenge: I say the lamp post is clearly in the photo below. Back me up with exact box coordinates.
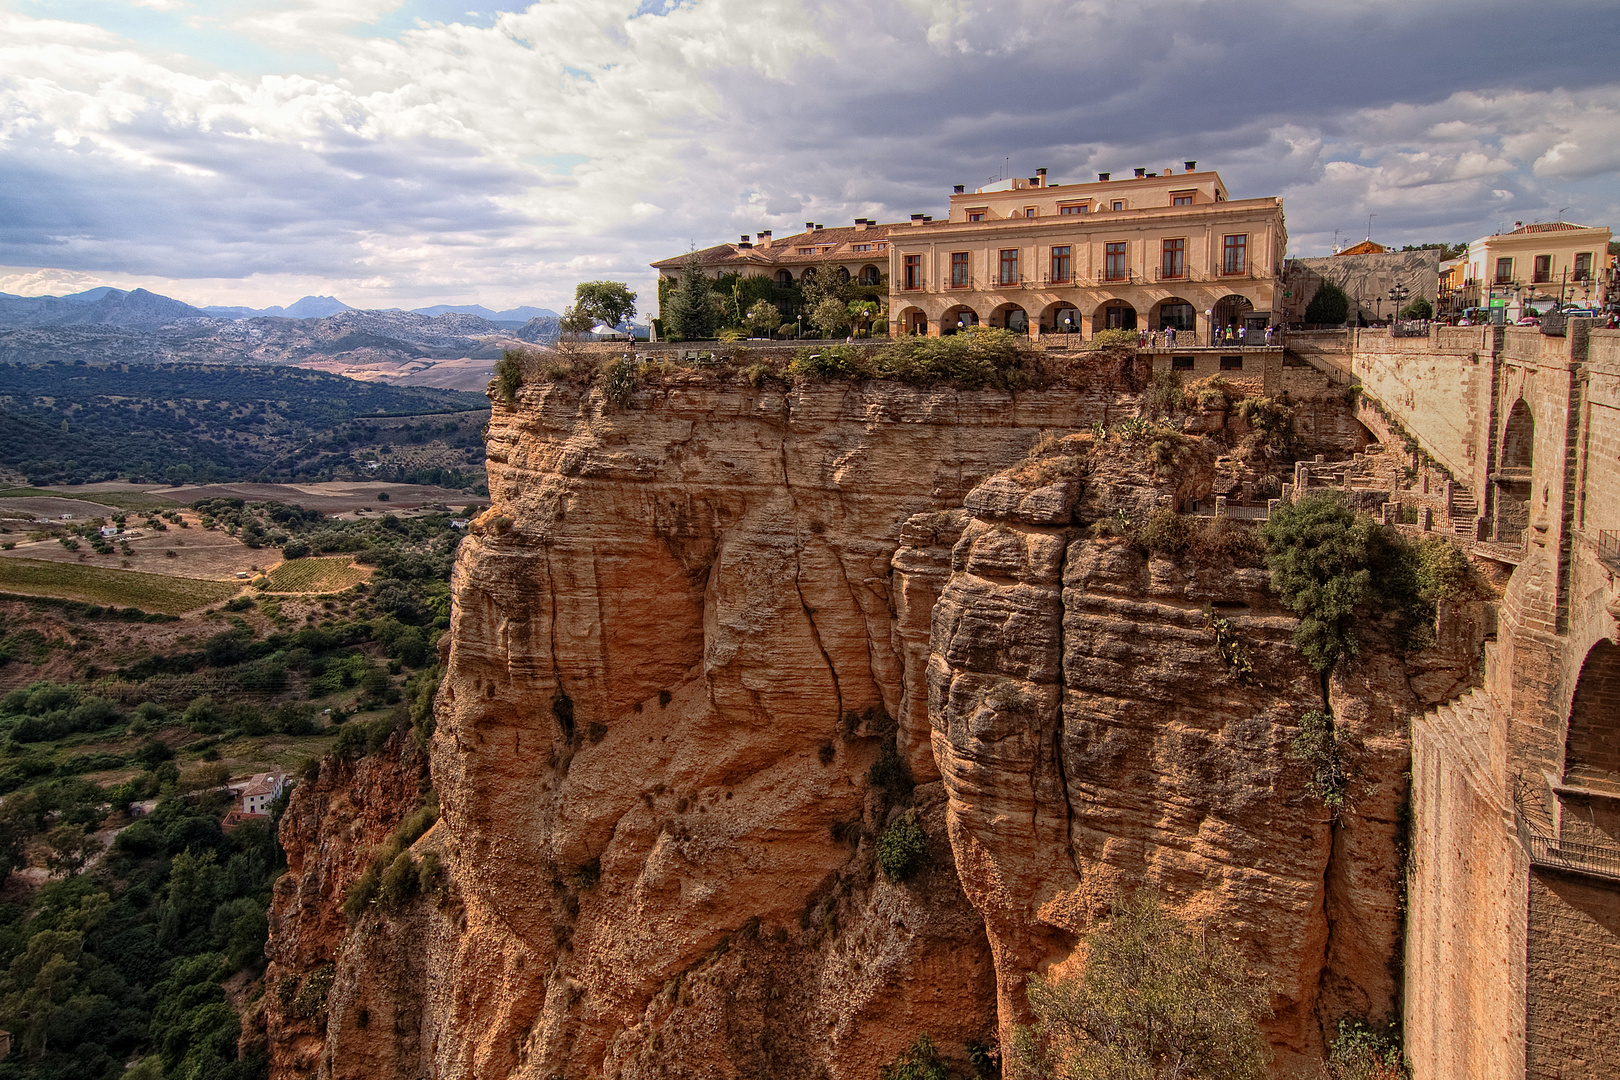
[796,315,802,340]
[1388,283,1410,322]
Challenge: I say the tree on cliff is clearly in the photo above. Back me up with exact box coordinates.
[1304,280,1351,326]
[663,256,719,341]
[561,280,637,333]
[1008,892,1271,1080]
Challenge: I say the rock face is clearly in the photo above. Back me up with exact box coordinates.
[269,375,1420,1079]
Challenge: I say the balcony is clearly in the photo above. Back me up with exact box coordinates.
[946,277,974,290]
[898,280,927,292]
[992,276,1029,290]
[1516,788,1620,883]
[1098,269,1134,285]
[1218,263,1249,278]
[1154,266,1188,282]
[1600,530,1620,574]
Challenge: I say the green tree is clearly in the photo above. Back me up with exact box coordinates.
[563,280,637,331]
[800,265,847,310]
[847,298,882,337]
[1009,892,1271,1080]
[809,296,850,338]
[1304,280,1351,326]
[1398,297,1433,320]
[663,256,718,341]
[744,299,780,338]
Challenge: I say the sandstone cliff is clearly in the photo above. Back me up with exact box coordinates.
[269,371,1440,1079]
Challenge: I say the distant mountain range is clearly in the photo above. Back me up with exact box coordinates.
[0,287,561,371]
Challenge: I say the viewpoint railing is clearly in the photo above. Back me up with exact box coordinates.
[1514,789,1620,883]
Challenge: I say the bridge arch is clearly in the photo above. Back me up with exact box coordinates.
[1563,639,1620,793]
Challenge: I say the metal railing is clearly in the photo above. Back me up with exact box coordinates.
[1515,790,1620,883]
[1599,530,1620,574]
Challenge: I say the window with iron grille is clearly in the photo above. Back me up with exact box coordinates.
[999,249,1019,285]
[1161,238,1185,279]
[1222,234,1247,275]
[1575,252,1593,280]
[951,252,970,287]
[1050,246,1071,283]
[903,254,922,290]
[1104,242,1128,281]
[1533,254,1551,283]
[1495,257,1514,284]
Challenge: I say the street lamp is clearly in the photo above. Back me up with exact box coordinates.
[1388,283,1410,322]
[796,314,802,340]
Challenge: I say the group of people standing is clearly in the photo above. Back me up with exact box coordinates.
[1131,323,1278,348]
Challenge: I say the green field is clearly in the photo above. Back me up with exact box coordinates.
[0,556,239,613]
[262,555,370,593]
[0,486,181,512]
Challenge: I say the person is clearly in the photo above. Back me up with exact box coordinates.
[1238,324,1247,345]
[1264,324,1274,346]
[1166,326,1176,346]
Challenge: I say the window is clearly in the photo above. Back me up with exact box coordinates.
[797,247,816,255]
[1159,303,1194,331]
[1575,252,1593,280]
[852,243,871,252]
[1220,356,1244,371]
[876,243,887,251]
[1533,254,1552,283]
[1161,238,1185,279]
[859,265,880,285]
[1112,200,1125,211]
[1104,242,1128,282]
[1059,203,1088,215]
[1172,355,1195,371]
[1171,191,1194,206]
[951,251,970,288]
[966,208,987,222]
[903,254,922,290]
[1024,207,1037,218]
[776,270,792,286]
[1494,257,1514,284]
[999,249,1020,285]
[1050,246,1071,283]
[1222,234,1247,275]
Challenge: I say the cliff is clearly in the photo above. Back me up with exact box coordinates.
[269,370,1442,1079]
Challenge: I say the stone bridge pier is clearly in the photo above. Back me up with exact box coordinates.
[1309,322,1620,1080]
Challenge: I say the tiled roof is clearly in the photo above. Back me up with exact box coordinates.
[651,223,904,270]
[1509,221,1586,234]
[1335,240,1386,256]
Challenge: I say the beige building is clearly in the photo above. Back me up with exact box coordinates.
[650,220,901,290]
[886,165,1286,340]
[1450,221,1612,316]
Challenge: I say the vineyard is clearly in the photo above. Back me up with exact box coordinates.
[0,556,239,613]
[262,556,370,594]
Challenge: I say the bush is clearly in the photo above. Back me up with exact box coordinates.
[1305,280,1351,326]
[1261,494,1396,672]
[877,809,928,883]
[1326,1016,1409,1080]
[602,355,638,406]
[1009,891,1271,1080]
[494,350,523,401]
[881,1034,950,1080]
[1293,709,1348,813]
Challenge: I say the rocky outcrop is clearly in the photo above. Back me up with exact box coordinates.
[270,374,1424,1079]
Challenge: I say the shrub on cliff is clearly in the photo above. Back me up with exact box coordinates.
[1008,892,1271,1080]
[881,1034,950,1080]
[494,349,523,402]
[877,808,928,883]
[1292,708,1348,812]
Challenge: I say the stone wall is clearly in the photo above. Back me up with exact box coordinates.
[1525,871,1620,1079]
[1347,327,1495,489]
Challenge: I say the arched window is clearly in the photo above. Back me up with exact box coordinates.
[858,265,880,285]
[836,267,850,284]
[1503,399,1534,470]
[776,270,793,287]
[1564,641,1620,793]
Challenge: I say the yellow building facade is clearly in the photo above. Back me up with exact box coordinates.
[886,166,1286,340]
[1451,221,1612,316]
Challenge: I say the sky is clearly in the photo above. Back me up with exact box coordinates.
[2,0,1618,312]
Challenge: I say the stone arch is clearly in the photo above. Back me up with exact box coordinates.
[1503,398,1534,470]
[1563,640,1620,793]
[1041,301,1081,335]
[776,270,793,287]
[835,266,851,284]
[989,303,1029,333]
[897,306,928,335]
[1150,296,1196,332]
[858,264,881,286]
[941,304,980,335]
[1091,299,1137,333]
[801,267,818,283]
[1213,294,1254,333]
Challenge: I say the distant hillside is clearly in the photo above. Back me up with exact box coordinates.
[409,303,559,322]
[0,361,490,486]
[0,287,208,330]
[202,294,354,319]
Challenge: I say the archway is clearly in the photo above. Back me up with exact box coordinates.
[1091,300,1137,334]
[1042,301,1081,335]
[1495,398,1534,542]
[1564,640,1620,793]
[897,307,927,336]
[990,303,1029,334]
[941,305,980,335]
[1503,399,1534,470]
[776,270,793,287]
[836,266,851,284]
[1213,294,1254,340]
[1152,297,1196,332]
[858,265,881,286]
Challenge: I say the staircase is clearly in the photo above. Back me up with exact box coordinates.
[1448,482,1480,538]
[1427,686,1491,746]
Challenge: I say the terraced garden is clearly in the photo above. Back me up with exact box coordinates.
[0,557,239,613]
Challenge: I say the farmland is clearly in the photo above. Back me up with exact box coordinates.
[0,556,240,613]
[262,556,370,593]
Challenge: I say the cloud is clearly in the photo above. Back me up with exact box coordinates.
[0,0,1617,309]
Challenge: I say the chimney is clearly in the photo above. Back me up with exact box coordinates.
[1184,160,1197,172]
[922,215,933,222]
[855,218,869,231]
[738,234,752,248]
[1099,172,1110,182]
[953,184,965,194]
[910,213,925,225]
[758,230,771,248]
[1134,167,1146,178]
[1036,167,1048,186]
[1028,177,1039,187]
[814,223,823,231]
[805,221,815,231]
